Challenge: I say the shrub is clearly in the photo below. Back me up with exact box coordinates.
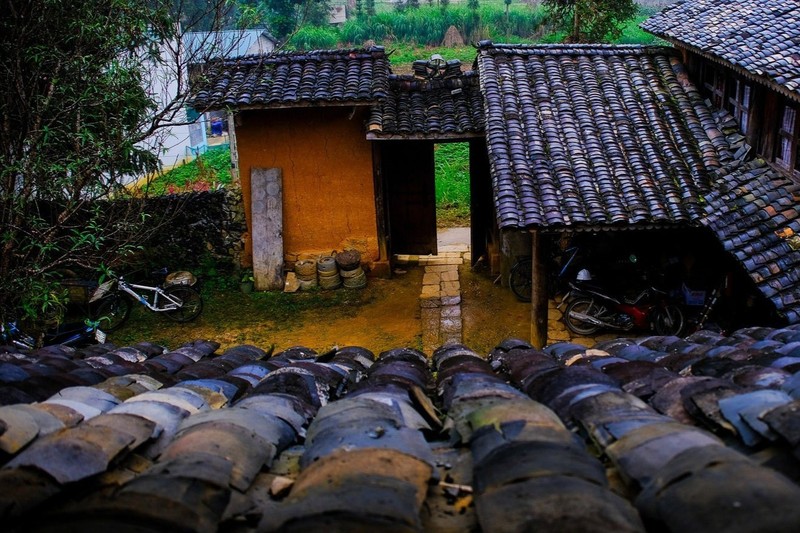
[288,25,340,49]
[144,147,233,196]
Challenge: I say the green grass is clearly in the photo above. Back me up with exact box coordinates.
[110,282,371,348]
[435,142,471,226]
[388,42,479,69]
[143,147,233,195]
[614,15,663,45]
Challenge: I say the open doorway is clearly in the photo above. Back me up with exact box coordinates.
[435,142,471,253]
[383,139,491,259]
[434,142,471,228]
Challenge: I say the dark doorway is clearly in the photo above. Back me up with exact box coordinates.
[384,141,437,255]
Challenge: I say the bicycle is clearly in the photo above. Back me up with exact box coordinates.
[90,271,203,331]
[509,245,580,303]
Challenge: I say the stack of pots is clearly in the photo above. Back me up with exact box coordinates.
[294,259,318,290]
[317,255,342,290]
[336,250,367,289]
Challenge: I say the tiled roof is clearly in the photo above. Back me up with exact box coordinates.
[476,42,731,229]
[190,47,390,110]
[367,69,485,139]
[641,0,800,99]
[3,331,800,530]
[702,156,800,323]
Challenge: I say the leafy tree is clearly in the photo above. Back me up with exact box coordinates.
[543,0,638,42]
[0,0,239,323]
[241,0,331,42]
[366,0,375,17]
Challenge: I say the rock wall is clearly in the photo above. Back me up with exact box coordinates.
[142,189,247,270]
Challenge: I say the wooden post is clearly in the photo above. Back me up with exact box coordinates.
[530,229,548,349]
[251,168,283,290]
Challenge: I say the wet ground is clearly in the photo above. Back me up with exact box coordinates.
[107,228,608,354]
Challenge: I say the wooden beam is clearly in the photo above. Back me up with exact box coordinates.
[372,142,390,273]
[251,168,284,290]
[530,230,548,349]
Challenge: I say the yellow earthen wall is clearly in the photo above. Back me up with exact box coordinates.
[236,107,379,267]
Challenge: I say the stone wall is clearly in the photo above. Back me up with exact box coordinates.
[142,189,247,270]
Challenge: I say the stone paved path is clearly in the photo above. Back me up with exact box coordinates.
[395,230,471,354]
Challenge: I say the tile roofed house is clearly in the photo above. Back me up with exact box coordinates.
[641,0,800,101]
[3,330,800,530]
[367,66,485,140]
[702,155,800,322]
[190,46,390,110]
[475,42,731,229]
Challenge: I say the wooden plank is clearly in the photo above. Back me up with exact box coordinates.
[469,139,492,265]
[251,168,284,290]
[372,143,389,265]
[530,230,548,349]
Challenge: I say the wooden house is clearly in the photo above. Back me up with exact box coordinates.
[642,0,799,177]
[191,23,800,341]
[642,0,800,324]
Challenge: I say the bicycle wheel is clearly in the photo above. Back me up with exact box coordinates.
[652,304,685,336]
[93,295,131,332]
[509,259,532,302]
[162,286,203,322]
[564,298,603,336]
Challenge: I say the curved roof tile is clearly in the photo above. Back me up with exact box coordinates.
[641,0,800,100]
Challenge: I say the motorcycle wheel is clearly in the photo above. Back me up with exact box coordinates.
[564,298,602,336]
[93,295,131,332]
[652,304,685,336]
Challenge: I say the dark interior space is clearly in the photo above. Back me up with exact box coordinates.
[542,227,782,332]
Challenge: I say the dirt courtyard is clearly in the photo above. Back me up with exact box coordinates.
[106,262,548,356]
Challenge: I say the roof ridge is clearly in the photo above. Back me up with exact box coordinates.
[476,40,677,56]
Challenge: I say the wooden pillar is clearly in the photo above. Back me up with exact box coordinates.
[251,167,284,290]
[530,229,548,349]
[372,142,390,274]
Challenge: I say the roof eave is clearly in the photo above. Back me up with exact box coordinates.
[653,35,800,104]
[196,100,380,112]
[366,131,485,141]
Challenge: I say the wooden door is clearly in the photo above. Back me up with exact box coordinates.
[383,141,437,255]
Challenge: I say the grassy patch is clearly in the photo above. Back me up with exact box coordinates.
[142,147,233,195]
[110,283,375,348]
[435,142,471,226]
[614,15,663,45]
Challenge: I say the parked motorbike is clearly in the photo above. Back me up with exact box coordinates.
[561,269,684,336]
[1,319,105,350]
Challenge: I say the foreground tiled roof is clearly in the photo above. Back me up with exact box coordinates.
[367,68,485,139]
[2,330,800,530]
[476,42,731,229]
[190,47,390,110]
[641,0,800,99]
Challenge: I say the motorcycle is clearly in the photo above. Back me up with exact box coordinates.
[1,319,106,350]
[561,269,684,336]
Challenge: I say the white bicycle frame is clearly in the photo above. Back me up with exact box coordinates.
[116,278,183,312]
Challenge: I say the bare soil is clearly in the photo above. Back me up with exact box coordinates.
[107,264,537,356]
